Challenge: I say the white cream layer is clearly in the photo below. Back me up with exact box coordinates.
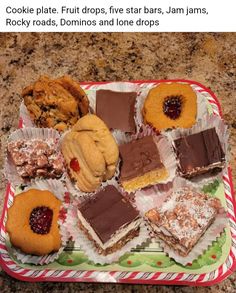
[77,210,141,250]
[149,221,188,254]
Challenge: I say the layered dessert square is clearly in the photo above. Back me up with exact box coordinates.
[77,185,141,255]
[119,135,168,191]
[7,139,64,179]
[96,89,137,132]
[146,187,222,256]
[173,128,225,178]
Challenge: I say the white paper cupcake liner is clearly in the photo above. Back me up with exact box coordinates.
[64,181,149,264]
[154,135,177,184]
[19,101,35,128]
[64,171,121,201]
[134,177,223,215]
[135,82,209,131]
[4,127,65,188]
[134,182,174,216]
[134,177,228,266]
[158,211,227,266]
[115,126,177,193]
[184,168,225,186]
[8,126,61,142]
[10,179,69,265]
[66,205,149,265]
[86,82,141,136]
[165,114,229,185]
[112,129,132,145]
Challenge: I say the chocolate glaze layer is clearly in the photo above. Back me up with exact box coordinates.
[96,89,137,132]
[174,128,225,176]
[79,185,139,244]
[119,135,164,182]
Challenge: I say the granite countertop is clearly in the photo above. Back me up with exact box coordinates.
[0,32,235,292]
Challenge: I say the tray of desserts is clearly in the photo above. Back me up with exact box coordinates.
[0,77,235,285]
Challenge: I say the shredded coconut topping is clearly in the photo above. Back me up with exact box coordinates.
[8,138,64,179]
[147,187,221,250]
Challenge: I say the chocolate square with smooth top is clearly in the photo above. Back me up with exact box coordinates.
[173,128,225,177]
[96,89,137,132]
[79,185,139,244]
[119,135,164,182]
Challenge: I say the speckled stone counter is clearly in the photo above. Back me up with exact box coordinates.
[0,33,235,292]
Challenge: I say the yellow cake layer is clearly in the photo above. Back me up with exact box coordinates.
[121,167,168,192]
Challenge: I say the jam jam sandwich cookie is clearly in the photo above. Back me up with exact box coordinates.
[143,83,197,131]
[6,189,62,256]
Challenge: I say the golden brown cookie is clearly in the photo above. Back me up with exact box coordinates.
[61,114,119,192]
[23,75,89,131]
[142,83,197,131]
[6,189,62,256]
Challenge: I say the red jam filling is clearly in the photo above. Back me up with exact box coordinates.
[70,158,80,172]
[163,95,182,120]
[29,206,53,234]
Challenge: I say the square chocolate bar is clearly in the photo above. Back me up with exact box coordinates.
[77,185,141,255]
[173,128,225,178]
[146,187,221,256]
[96,89,137,132]
[119,135,168,192]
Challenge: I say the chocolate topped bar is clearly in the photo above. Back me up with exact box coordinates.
[146,187,222,256]
[173,128,225,178]
[96,89,137,132]
[119,135,164,182]
[78,185,140,248]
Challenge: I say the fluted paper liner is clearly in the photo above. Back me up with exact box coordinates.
[159,212,227,266]
[4,127,65,188]
[165,114,229,185]
[134,181,174,216]
[19,102,34,128]
[9,179,69,265]
[134,177,216,215]
[136,81,209,130]
[65,184,149,265]
[134,177,228,266]
[65,171,120,200]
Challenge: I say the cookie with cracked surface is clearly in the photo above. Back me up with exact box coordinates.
[23,75,89,131]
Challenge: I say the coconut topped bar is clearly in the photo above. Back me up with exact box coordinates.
[146,187,222,256]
